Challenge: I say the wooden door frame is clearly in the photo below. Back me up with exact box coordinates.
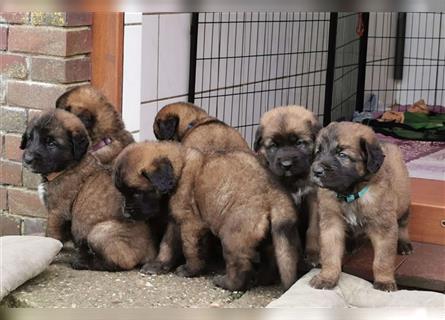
[91,13,124,113]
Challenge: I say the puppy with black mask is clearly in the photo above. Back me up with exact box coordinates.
[309,121,412,292]
[254,106,322,267]
[21,109,156,271]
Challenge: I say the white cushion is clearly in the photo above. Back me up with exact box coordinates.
[0,236,62,301]
[267,269,445,308]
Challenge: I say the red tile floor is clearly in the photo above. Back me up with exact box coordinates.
[343,241,445,292]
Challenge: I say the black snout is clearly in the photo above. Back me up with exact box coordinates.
[312,165,325,177]
[23,152,35,165]
[279,159,293,170]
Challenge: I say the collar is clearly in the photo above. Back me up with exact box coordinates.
[43,170,65,182]
[337,186,369,203]
[90,137,112,152]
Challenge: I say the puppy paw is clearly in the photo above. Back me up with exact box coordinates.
[397,240,413,255]
[175,264,202,278]
[373,281,398,292]
[70,258,90,270]
[309,274,337,289]
[304,251,320,268]
[140,261,171,275]
[213,275,245,292]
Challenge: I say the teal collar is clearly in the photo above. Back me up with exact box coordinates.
[337,186,369,203]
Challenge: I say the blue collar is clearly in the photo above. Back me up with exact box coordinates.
[337,186,369,203]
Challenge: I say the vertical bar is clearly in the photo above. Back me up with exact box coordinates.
[434,13,443,106]
[323,12,338,126]
[355,12,370,112]
[188,13,199,103]
[394,12,407,80]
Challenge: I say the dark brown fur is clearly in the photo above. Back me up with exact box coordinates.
[309,122,412,292]
[56,85,134,165]
[21,109,156,271]
[254,106,321,267]
[113,141,300,291]
[153,102,250,153]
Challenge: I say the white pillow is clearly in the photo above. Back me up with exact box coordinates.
[0,236,62,301]
[268,268,445,308]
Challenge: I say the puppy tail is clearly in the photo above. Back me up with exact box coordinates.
[270,205,300,290]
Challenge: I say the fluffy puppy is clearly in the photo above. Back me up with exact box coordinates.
[21,109,156,271]
[56,85,134,165]
[309,122,412,292]
[254,106,321,266]
[153,102,250,153]
[113,142,300,291]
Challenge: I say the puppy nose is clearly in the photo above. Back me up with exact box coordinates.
[23,153,34,165]
[312,166,325,177]
[280,159,293,169]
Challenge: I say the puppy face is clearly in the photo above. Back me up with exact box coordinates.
[20,110,90,175]
[113,142,182,220]
[153,102,208,141]
[311,122,385,193]
[254,106,321,179]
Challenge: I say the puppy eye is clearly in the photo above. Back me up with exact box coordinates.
[296,140,305,146]
[46,138,57,148]
[268,143,277,151]
[338,152,349,159]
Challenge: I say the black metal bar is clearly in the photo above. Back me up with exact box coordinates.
[394,12,407,80]
[355,12,370,112]
[323,12,338,126]
[188,12,199,103]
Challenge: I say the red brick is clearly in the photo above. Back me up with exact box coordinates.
[8,25,91,57]
[31,56,90,83]
[0,187,7,210]
[0,26,7,50]
[8,188,47,218]
[4,134,23,161]
[0,13,29,24]
[22,217,46,235]
[30,13,92,27]
[0,159,22,186]
[0,53,28,79]
[7,81,69,110]
[0,214,22,235]
[28,108,43,121]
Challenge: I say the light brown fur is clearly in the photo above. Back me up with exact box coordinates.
[56,85,134,165]
[114,141,300,291]
[309,122,411,292]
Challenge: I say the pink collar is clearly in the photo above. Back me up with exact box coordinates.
[90,137,112,152]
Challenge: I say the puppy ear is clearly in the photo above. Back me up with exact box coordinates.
[71,130,90,161]
[141,158,176,194]
[254,126,263,152]
[154,116,179,141]
[20,131,28,150]
[76,110,96,130]
[361,138,385,173]
[308,120,322,140]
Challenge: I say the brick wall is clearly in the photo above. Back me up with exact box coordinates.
[0,12,92,235]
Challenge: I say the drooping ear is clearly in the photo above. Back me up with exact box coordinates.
[308,119,322,140]
[141,158,176,194]
[20,131,28,150]
[154,116,179,141]
[360,138,385,174]
[71,130,90,161]
[254,125,263,152]
[76,109,96,130]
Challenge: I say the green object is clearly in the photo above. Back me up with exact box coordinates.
[337,186,370,203]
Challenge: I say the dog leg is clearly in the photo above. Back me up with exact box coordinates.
[46,212,69,242]
[309,211,345,290]
[367,224,398,291]
[397,209,413,255]
[304,194,320,267]
[175,220,207,277]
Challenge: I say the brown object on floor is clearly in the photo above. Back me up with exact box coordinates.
[343,241,445,292]
[408,99,429,114]
[409,178,445,246]
[378,110,405,123]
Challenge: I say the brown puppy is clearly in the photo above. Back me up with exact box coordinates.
[153,102,250,153]
[254,106,321,266]
[56,85,134,165]
[309,122,412,292]
[113,141,300,291]
[20,109,156,271]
